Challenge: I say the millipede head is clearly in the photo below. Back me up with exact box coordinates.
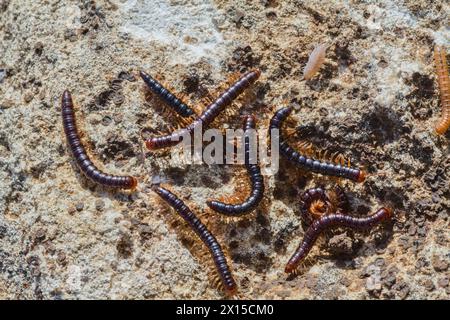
[356,170,367,183]
[284,262,297,274]
[129,177,138,190]
[251,69,262,78]
[382,207,394,220]
[145,139,157,150]
[224,283,238,297]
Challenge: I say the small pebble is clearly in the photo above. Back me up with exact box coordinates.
[24,92,34,103]
[393,281,410,300]
[116,234,133,258]
[75,202,84,212]
[340,276,352,287]
[232,9,245,23]
[382,291,395,299]
[437,277,449,288]
[56,251,67,266]
[34,42,44,55]
[328,233,354,255]
[113,114,123,124]
[112,93,124,106]
[408,225,417,236]
[67,206,76,215]
[34,228,46,242]
[432,255,448,272]
[0,226,7,238]
[365,276,382,296]
[102,116,112,126]
[95,199,105,211]
[431,193,440,203]
[417,227,427,237]
[382,274,396,289]
[423,279,435,291]
[45,243,56,255]
[64,29,77,41]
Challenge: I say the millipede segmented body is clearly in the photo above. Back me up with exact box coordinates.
[285,208,392,273]
[140,70,195,118]
[61,90,137,189]
[269,107,366,182]
[433,45,450,135]
[153,186,237,296]
[206,115,264,216]
[145,70,261,150]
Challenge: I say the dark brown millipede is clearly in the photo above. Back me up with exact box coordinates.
[269,107,366,182]
[206,115,264,216]
[140,70,195,118]
[285,207,393,273]
[61,90,137,190]
[153,185,237,296]
[145,69,261,150]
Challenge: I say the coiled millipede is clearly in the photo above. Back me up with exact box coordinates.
[285,207,393,274]
[299,185,350,225]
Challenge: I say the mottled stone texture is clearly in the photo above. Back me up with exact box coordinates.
[0,0,448,299]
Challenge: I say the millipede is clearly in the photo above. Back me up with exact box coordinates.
[433,45,450,135]
[140,70,196,118]
[206,115,264,216]
[152,185,237,296]
[285,207,393,274]
[269,107,366,182]
[299,186,329,225]
[145,69,261,150]
[61,90,137,190]
[299,186,350,225]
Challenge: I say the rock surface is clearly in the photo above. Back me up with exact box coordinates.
[0,0,449,299]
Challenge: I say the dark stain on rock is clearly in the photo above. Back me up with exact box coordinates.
[118,71,136,82]
[117,234,133,258]
[183,73,200,94]
[335,43,357,67]
[362,106,410,145]
[273,222,298,253]
[164,167,187,185]
[101,135,136,160]
[227,45,262,72]
[406,72,435,100]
